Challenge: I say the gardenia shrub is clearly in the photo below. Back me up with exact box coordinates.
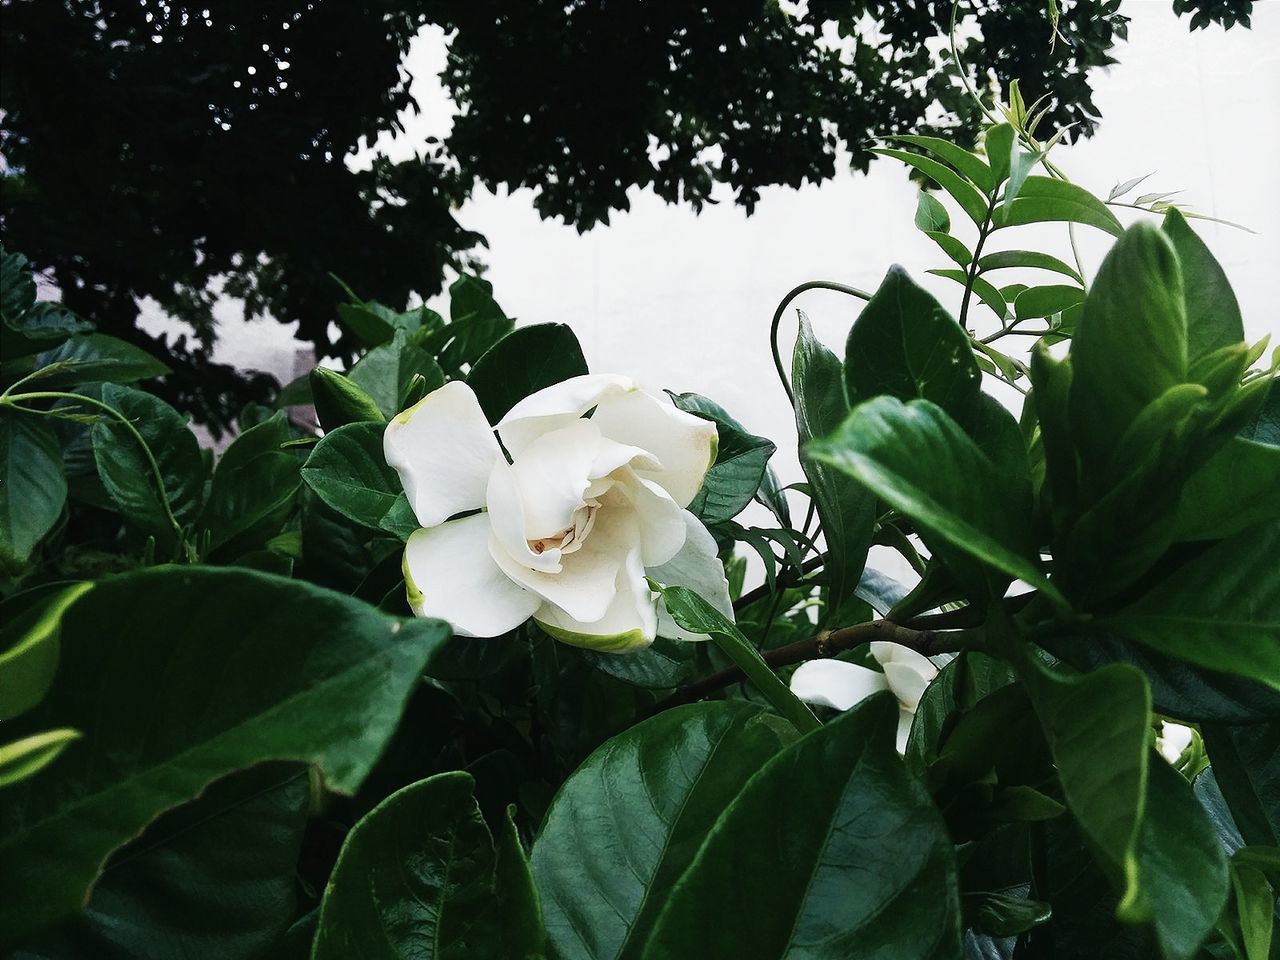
[1,85,1278,960]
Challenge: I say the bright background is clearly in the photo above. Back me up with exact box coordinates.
[152,1,1280,538]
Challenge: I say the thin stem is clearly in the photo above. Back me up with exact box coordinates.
[949,0,1002,127]
[733,555,825,613]
[657,618,979,711]
[770,280,872,407]
[1067,222,1089,288]
[2,390,186,549]
[959,197,998,331]
[980,327,1052,344]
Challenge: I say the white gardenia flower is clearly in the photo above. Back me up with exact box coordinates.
[790,642,939,752]
[1157,721,1194,764]
[383,374,734,651]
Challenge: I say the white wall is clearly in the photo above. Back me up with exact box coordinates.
[173,0,1280,495]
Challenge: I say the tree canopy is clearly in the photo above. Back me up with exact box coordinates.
[0,0,1253,427]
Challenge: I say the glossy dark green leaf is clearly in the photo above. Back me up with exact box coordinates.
[33,334,169,387]
[1240,381,1280,447]
[1130,754,1230,960]
[0,245,37,326]
[808,396,1062,606]
[1101,523,1280,691]
[532,702,792,960]
[793,316,875,619]
[335,300,399,348]
[348,329,446,418]
[467,322,589,423]
[495,804,544,960]
[966,892,1051,938]
[0,566,450,943]
[873,148,989,226]
[1173,437,1280,542]
[671,392,775,525]
[1162,208,1244,361]
[994,176,1124,237]
[1068,223,1187,468]
[1022,660,1151,903]
[641,695,962,960]
[310,366,385,430]
[199,412,302,557]
[1,302,95,359]
[301,421,409,535]
[92,383,204,550]
[313,771,519,960]
[0,411,66,569]
[15,764,309,960]
[906,652,1016,777]
[1202,722,1280,849]
[977,249,1082,283]
[578,635,699,689]
[925,231,973,267]
[845,266,982,415]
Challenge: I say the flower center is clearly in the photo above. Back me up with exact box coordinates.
[529,500,598,556]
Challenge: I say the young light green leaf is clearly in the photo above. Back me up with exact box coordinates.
[0,583,93,722]
[0,566,450,943]
[640,695,962,960]
[0,729,81,788]
[873,148,989,226]
[310,366,385,430]
[977,248,1083,283]
[892,134,995,194]
[914,190,951,233]
[532,702,793,960]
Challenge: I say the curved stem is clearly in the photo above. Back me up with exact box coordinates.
[2,390,186,549]
[949,0,1002,127]
[769,280,872,407]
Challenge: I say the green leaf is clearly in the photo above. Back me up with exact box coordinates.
[915,190,951,232]
[33,334,170,388]
[845,266,982,415]
[641,695,962,960]
[335,300,397,348]
[793,317,875,618]
[313,771,520,960]
[905,651,1015,777]
[0,729,81,789]
[892,134,995,194]
[310,366,385,430]
[1230,862,1276,960]
[1162,207,1244,361]
[924,231,972,267]
[495,804,544,960]
[16,764,310,960]
[1130,754,1230,960]
[1022,661,1151,906]
[92,383,205,550]
[0,566,450,943]
[1013,284,1084,321]
[301,421,410,536]
[656,585,820,733]
[927,268,1008,319]
[977,249,1083,283]
[467,322,589,423]
[1202,722,1280,849]
[0,245,37,326]
[1173,438,1280,541]
[1069,222,1187,467]
[808,396,1063,607]
[671,392,775,525]
[532,702,793,960]
[0,583,93,722]
[966,892,1051,938]
[995,176,1124,236]
[1100,523,1280,691]
[873,148,989,226]
[0,411,66,570]
[578,635,700,689]
[984,123,1015,187]
[1003,146,1042,208]
[348,329,445,418]
[199,412,302,556]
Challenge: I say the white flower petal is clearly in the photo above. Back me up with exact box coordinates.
[498,374,633,456]
[486,459,561,573]
[870,640,939,678]
[649,511,733,641]
[384,381,501,528]
[619,474,687,567]
[1158,721,1194,764]
[509,420,601,539]
[882,661,933,712]
[402,514,539,638]
[789,658,889,711]
[535,537,656,653]
[895,709,915,754]
[490,502,633,623]
[589,389,717,507]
